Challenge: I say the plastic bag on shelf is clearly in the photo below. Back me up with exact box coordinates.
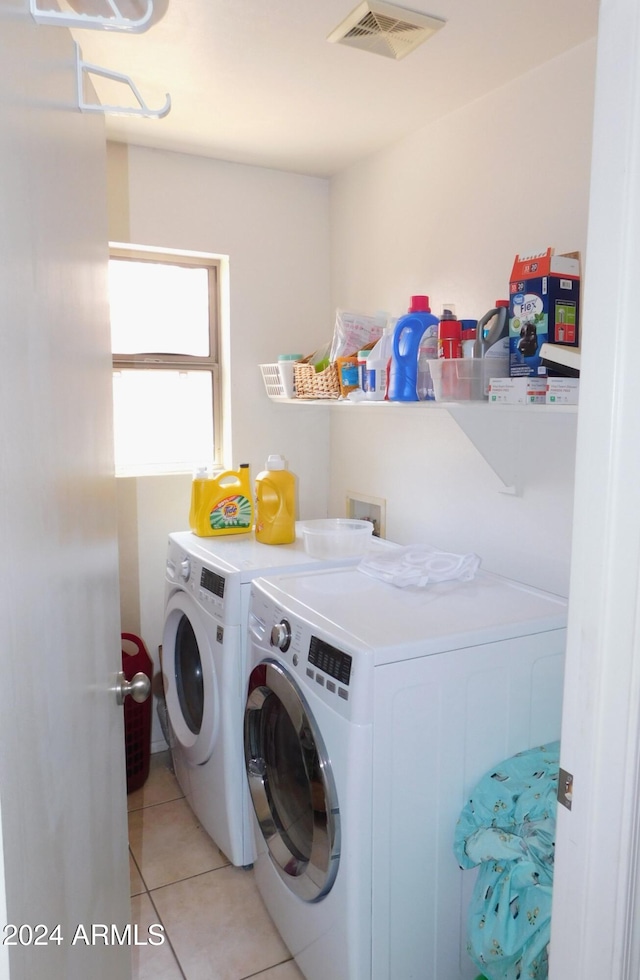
[329,309,387,362]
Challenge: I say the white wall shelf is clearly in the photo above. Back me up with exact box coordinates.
[75,42,171,118]
[30,0,155,32]
[268,397,577,413]
[267,397,578,495]
[445,402,577,494]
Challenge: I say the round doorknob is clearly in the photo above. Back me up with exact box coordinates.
[115,670,151,706]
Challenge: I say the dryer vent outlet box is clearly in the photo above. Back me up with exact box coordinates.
[328,1,445,60]
[346,492,386,538]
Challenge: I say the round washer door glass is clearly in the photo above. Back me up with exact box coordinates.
[163,591,219,766]
[175,613,203,734]
[244,660,340,902]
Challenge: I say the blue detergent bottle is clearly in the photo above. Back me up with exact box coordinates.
[388,296,439,401]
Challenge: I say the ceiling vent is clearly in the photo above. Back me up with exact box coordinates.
[327,1,445,60]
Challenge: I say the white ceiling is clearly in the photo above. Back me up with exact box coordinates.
[69,0,600,178]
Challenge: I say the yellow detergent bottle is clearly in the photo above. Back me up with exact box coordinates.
[255,455,296,545]
[189,463,254,537]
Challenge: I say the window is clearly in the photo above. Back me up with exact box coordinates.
[109,245,221,477]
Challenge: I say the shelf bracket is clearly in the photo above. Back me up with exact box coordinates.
[75,42,171,119]
[30,0,155,33]
[447,404,522,496]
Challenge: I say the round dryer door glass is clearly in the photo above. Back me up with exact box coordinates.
[244,660,340,902]
[175,614,204,734]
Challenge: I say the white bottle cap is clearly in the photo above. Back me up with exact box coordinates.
[266,454,286,470]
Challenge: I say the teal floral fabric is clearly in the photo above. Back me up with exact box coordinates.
[453,743,560,980]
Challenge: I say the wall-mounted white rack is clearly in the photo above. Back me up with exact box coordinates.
[268,396,579,497]
[30,0,154,33]
[75,42,171,118]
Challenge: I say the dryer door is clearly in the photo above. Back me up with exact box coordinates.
[163,591,220,766]
[244,658,340,902]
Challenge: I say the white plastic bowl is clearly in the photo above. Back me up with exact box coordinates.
[301,518,373,559]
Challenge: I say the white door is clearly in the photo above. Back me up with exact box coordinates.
[0,13,131,980]
[549,0,640,976]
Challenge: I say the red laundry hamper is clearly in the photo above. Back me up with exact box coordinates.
[121,632,153,794]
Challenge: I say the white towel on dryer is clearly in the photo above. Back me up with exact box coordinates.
[358,545,481,589]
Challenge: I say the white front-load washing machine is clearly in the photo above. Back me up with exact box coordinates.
[244,565,567,979]
[162,527,390,868]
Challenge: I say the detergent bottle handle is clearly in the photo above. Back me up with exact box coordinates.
[392,314,424,362]
[484,306,508,348]
[474,306,507,357]
[215,470,241,489]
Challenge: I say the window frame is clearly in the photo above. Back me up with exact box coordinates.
[109,243,223,475]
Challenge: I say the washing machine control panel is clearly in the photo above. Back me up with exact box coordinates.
[271,619,291,651]
[170,554,227,618]
[188,563,225,616]
[200,565,225,598]
[166,541,230,620]
[166,557,191,582]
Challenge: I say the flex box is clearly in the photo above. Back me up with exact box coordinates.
[509,248,580,378]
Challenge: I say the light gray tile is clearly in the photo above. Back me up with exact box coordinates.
[151,865,291,980]
[128,797,228,890]
[251,960,305,979]
[130,851,145,897]
[130,893,183,980]
[128,750,182,812]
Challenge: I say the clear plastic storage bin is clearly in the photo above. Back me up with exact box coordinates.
[429,357,509,401]
[301,519,373,559]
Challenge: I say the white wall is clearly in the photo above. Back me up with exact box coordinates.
[328,404,577,594]
[327,39,596,595]
[108,148,333,745]
[330,40,596,319]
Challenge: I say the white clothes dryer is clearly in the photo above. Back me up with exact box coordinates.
[244,566,567,979]
[162,527,390,868]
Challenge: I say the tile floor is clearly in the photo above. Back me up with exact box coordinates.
[128,751,304,980]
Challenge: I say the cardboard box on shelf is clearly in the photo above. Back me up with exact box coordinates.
[488,378,547,405]
[546,378,579,404]
[509,249,580,379]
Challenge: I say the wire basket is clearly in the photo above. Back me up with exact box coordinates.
[260,363,296,400]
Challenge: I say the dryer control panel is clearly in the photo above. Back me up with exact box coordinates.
[308,635,352,687]
[249,587,374,724]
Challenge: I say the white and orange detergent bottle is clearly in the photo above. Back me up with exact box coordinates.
[254,455,296,545]
[189,463,254,537]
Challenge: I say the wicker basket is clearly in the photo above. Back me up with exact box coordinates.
[294,359,340,399]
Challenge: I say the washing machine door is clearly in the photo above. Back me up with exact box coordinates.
[244,658,340,902]
[163,590,220,766]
